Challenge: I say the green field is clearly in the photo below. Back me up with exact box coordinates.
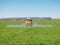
[0,20,60,45]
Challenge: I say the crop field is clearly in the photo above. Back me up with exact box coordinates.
[0,20,60,45]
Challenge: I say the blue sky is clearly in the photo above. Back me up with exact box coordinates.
[0,0,60,18]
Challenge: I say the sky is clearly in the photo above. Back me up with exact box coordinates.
[0,0,60,18]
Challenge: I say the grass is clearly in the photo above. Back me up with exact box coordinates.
[0,20,60,45]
